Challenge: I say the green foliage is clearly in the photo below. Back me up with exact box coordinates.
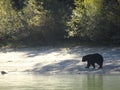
[11,0,27,10]
[67,0,120,44]
[0,0,47,45]
[100,0,120,43]
[66,0,103,40]
[37,0,73,42]
[0,0,23,41]
[0,0,73,46]
[0,0,120,46]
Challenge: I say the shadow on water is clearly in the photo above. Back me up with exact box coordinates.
[1,46,120,74]
[23,46,120,74]
[31,60,81,74]
[25,47,59,57]
[66,46,120,61]
[1,46,120,61]
[22,46,120,61]
[29,59,105,74]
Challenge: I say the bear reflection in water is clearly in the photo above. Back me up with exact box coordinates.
[82,53,104,69]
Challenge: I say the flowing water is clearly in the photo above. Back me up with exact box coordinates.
[0,73,120,90]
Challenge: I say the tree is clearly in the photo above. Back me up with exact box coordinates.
[0,0,24,43]
[66,0,120,44]
[67,0,103,40]
[0,0,47,45]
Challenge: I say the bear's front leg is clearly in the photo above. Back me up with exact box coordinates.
[85,63,90,68]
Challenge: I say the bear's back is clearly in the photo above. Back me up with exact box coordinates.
[86,53,103,61]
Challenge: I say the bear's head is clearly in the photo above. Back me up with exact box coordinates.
[82,56,87,62]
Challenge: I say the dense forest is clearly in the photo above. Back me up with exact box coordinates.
[0,0,120,46]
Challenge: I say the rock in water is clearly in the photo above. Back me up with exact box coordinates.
[1,71,7,75]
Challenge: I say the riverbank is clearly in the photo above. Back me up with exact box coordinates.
[0,46,120,75]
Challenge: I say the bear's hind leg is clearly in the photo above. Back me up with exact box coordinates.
[98,65,103,69]
[98,61,103,69]
[91,63,95,69]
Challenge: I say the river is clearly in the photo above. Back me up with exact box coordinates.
[0,73,120,90]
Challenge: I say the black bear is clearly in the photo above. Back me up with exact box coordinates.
[82,53,104,69]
